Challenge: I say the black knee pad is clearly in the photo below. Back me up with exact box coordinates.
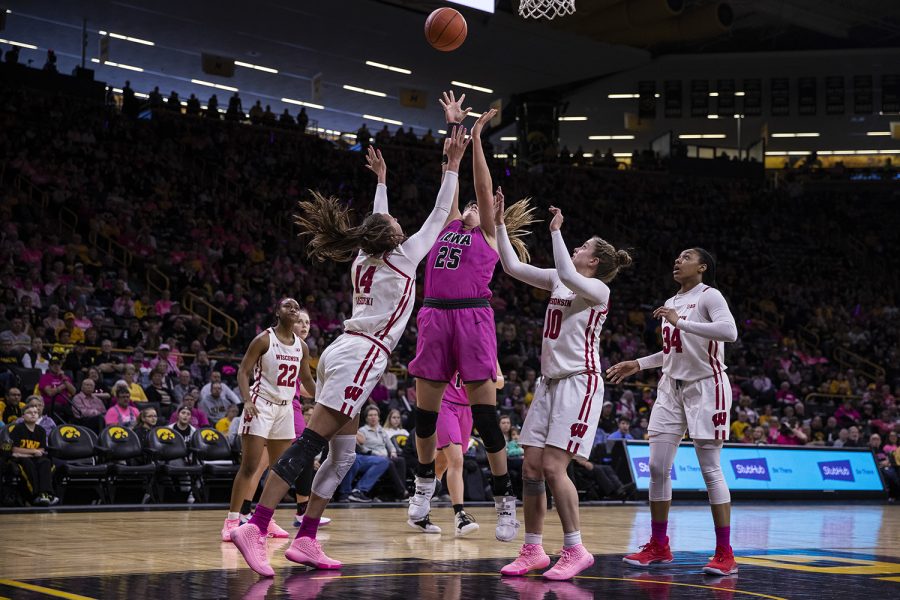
[415,407,439,439]
[271,428,327,483]
[472,404,505,454]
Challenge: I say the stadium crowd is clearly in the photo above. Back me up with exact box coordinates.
[1,69,898,505]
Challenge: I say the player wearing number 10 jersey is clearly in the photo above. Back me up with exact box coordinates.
[495,201,632,580]
[607,248,739,577]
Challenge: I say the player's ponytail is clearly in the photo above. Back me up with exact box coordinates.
[295,192,403,262]
[692,247,718,288]
[591,238,633,284]
[502,198,539,263]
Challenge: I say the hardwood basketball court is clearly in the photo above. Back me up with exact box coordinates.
[1,503,898,599]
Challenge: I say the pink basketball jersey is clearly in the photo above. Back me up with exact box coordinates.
[443,371,469,406]
[423,220,498,299]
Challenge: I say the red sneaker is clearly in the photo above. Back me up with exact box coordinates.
[622,537,673,567]
[703,545,738,576]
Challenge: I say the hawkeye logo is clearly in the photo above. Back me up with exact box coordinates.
[108,427,129,440]
[156,428,176,442]
[60,426,81,440]
[201,429,220,443]
[731,458,770,481]
[818,460,854,482]
[631,457,676,480]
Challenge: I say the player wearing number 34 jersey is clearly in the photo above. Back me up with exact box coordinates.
[607,247,739,578]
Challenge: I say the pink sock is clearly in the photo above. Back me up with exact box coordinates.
[248,504,274,534]
[651,520,668,544]
[297,516,320,540]
[715,525,730,549]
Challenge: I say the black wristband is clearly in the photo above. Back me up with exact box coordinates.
[441,154,449,165]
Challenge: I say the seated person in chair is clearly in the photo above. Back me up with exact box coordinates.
[10,403,59,506]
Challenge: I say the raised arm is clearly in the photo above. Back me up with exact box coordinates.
[493,188,555,290]
[365,146,389,214]
[549,207,610,306]
[471,108,498,242]
[400,126,470,264]
[438,91,470,225]
[653,289,737,342]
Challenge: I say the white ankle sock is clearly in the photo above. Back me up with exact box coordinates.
[524,533,543,545]
[563,530,582,548]
[227,512,240,521]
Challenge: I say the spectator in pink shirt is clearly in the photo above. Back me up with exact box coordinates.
[38,357,76,420]
[149,343,179,377]
[104,383,140,428]
[154,289,174,316]
[167,392,209,428]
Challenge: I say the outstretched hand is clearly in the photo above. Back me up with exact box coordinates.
[364,146,387,184]
[606,360,640,384]
[444,125,471,170]
[439,90,472,124]
[493,187,505,225]
[548,206,564,231]
[471,108,497,138]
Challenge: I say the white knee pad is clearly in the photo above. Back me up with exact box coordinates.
[311,435,357,499]
[694,439,730,505]
[648,432,681,502]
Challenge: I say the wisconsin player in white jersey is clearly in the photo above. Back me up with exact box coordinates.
[221,297,315,542]
[607,247,739,576]
[230,125,471,577]
[494,199,632,580]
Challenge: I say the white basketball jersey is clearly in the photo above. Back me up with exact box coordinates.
[540,276,609,379]
[342,247,417,352]
[661,284,728,382]
[251,328,305,404]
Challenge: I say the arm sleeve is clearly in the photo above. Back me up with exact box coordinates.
[676,290,738,342]
[637,351,664,370]
[496,225,556,291]
[551,230,610,306]
[373,183,388,215]
[399,171,458,264]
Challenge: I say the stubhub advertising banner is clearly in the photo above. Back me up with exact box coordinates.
[626,442,884,492]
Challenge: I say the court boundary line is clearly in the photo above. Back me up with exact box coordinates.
[0,579,96,600]
[307,571,788,599]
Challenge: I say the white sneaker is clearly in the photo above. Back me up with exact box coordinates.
[454,510,479,537]
[407,476,436,521]
[494,495,520,542]
[407,513,442,534]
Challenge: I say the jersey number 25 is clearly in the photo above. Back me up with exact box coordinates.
[434,246,461,269]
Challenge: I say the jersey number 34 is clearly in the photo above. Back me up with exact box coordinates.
[662,325,683,354]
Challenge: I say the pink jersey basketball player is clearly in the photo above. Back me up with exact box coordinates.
[407,97,523,542]
[495,200,632,580]
[608,248,739,577]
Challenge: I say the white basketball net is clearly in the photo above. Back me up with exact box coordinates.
[518,0,576,20]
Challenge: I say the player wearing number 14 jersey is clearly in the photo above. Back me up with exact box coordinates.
[495,200,632,580]
[607,248,739,577]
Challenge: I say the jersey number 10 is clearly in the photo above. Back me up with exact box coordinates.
[543,308,563,339]
[662,326,683,354]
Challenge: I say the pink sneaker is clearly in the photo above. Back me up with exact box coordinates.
[543,544,595,581]
[221,517,240,542]
[501,543,552,576]
[285,536,342,570]
[231,523,276,577]
[267,519,290,538]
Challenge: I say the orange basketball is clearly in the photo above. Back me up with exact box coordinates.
[424,7,467,52]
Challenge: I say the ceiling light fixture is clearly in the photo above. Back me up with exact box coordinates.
[98,30,154,46]
[451,80,493,94]
[281,98,324,110]
[191,79,237,92]
[363,113,403,125]
[234,60,278,74]
[365,60,411,75]
[91,58,143,72]
[343,84,387,98]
